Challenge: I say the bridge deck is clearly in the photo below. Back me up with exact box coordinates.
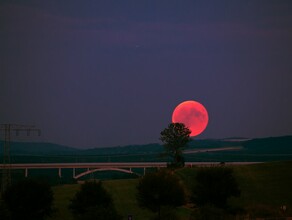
[0,162,262,169]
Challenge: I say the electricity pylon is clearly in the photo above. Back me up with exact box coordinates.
[0,124,41,193]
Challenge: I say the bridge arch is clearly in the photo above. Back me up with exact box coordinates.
[73,168,141,179]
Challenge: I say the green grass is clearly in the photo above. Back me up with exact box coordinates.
[49,179,189,220]
[231,161,292,211]
[49,184,79,220]
[176,161,292,217]
[48,161,292,219]
[48,180,156,220]
[103,179,155,220]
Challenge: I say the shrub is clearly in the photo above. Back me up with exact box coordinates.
[2,178,54,220]
[191,167,240,209]
[69,181,121,220]
[137,170,186,218]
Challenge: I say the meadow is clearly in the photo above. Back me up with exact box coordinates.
[48,161,292,220]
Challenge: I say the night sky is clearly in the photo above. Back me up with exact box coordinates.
[1,1,292,148]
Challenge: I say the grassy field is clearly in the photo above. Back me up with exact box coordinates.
[49,161,292,220]
[103,179,156,219]
[232,161,292,216]
[177,161,292,218]
[49,179,156,220]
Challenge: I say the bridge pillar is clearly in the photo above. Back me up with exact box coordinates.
[25,168,28,177]
[58,168,62,178]
[73,168,75,178]
[143,167,146,175]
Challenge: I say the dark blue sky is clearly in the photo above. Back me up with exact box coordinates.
[1,0,292,148]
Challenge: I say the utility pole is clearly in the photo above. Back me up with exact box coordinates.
[0,124,40,193]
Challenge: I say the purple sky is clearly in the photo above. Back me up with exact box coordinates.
[1,1,292,148]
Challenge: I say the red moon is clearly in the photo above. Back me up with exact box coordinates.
[172,100,209,137]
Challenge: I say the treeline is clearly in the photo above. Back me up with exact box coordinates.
[0,166,241,220]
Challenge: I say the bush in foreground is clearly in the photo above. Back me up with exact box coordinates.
[0,199,10,220]
[191,167,241,209]
[2,178,54,220]
[69,181,121,220]
[137,170,186,218]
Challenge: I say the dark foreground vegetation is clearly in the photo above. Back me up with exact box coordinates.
[0,179,54,220]
[69,181,121,220]
[137,169,186,219]
[1,161,292,219]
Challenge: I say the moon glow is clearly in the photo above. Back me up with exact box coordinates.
[172,100,209,137]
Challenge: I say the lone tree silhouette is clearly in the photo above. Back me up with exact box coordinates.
[160,123,191,168]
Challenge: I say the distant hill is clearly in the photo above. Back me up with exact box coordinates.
[0,141,79,155]
[80,143,162,155]
[188,138,244,148]
[243,136,292,153]
[81,138,247,155]
[0,136,292,163]
[184,135,292,162]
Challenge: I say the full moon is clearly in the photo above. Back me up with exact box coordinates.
[172,100,209,137]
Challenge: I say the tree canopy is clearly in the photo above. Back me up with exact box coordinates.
[160,123,191,167]
[69,181,121,220]
[191,167,241,209]
[2,178,54,220]
[137,170,186,218]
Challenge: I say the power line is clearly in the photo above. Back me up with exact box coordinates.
[0,124,40,194]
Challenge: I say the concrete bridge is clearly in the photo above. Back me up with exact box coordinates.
[0,162,262,179]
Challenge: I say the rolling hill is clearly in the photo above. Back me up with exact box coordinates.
[0,136,292,163]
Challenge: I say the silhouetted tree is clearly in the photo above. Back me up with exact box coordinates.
[0,199,10,220]
[137,170,186,218]
[2,178,54,220]
[191,167,241,209]
[69,181,121,220]
[160,123,191,167]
